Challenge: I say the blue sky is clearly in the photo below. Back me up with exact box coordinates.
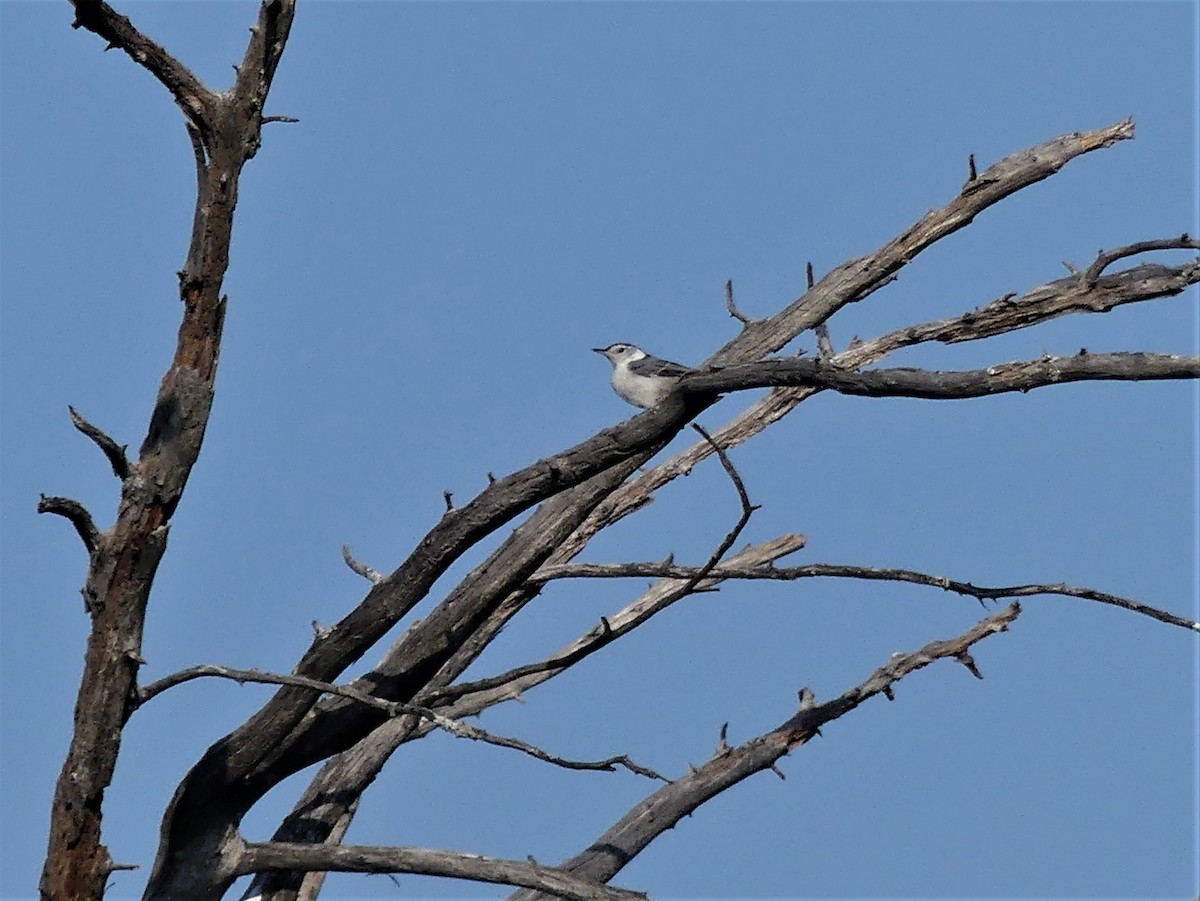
[1,2,1197,899]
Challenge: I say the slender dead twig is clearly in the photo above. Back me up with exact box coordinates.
[135,664,666,780]
[68,406,130,480]
[533,560,1199,632]
[342,545,384,585]
[725,279,754,327]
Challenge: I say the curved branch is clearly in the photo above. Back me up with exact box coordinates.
[68,406,130,480]
[1083,234,1198,286]
[237,842,648,901]
[37,494,100,556]
[534,561,1199,632]
[508,603,1022,900]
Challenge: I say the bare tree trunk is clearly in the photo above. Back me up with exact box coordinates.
[39,2,295,898]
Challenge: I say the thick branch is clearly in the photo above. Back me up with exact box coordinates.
[68,0,215,129]
[237,843,647,901]
[535,561,1199,632]
[509,603,1022,900]
[681,351,1200,400]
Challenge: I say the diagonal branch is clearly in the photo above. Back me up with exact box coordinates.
[707,119,1137,365]
[534,561,1199,632]
[236,842,648,901]
[67,406,130,480]
[68,0,215,130]
[508,603,1022,900]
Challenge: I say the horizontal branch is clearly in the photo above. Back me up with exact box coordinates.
[682,351,1200,401]
[68,406,130,480]
[37,494,100,555]
[237,842,647,901]
[136,664,664,779]
[510,603,1022,899]
[534,561,1199,632]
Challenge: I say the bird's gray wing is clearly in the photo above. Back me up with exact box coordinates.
[629,355,693,378]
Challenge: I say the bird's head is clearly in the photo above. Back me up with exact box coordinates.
[593,343,647,366]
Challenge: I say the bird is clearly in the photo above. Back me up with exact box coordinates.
[593,343,694,408]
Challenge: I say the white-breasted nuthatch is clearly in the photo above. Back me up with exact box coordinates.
[593,343,694,408]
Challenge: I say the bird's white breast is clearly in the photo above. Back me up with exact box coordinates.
[611,361,677,408]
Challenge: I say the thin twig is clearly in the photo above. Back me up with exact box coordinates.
[135,664,666,779]
[68,406,130,479]
[37,495,100,555]
[724,279,753,327]
[534,560,1198,632]
[342,545,384,585]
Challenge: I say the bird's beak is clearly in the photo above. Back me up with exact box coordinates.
[592,347,607,355]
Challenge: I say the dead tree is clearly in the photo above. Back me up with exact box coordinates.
[38,2,1199,900]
